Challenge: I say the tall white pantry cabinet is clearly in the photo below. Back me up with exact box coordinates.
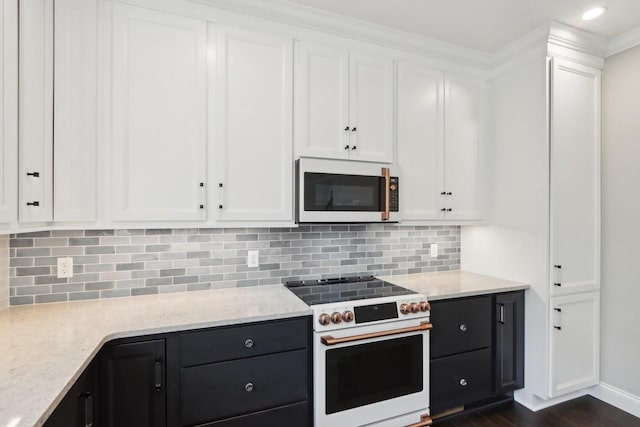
[462,39,602,407]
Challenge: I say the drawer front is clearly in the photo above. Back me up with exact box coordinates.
[430,348,492,413]
[197,402,310,427]
[430,296,492,359]
[180,349,308,425]
[180,317,308,366]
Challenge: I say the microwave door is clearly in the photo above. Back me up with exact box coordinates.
[296,158,400,223]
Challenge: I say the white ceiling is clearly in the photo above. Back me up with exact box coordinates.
[287,0,640,52]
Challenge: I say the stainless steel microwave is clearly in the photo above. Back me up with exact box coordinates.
[296,158,400,223]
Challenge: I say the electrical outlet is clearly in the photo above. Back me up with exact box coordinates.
[430,243,438,258]
[57,257,74,279]
[247,250,259,268]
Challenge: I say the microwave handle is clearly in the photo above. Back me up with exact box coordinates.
[381,167,391,221]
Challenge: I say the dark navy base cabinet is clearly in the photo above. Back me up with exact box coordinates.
[99,339,166,427]
[44,316,312,427]
[430,291,525,415]
[44,360,98,427]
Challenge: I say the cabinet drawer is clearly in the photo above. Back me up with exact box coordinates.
[197,402,310,427]
[180,349,308,425]
[430,348,492,413]
[430,296,492,358]
[180,317,308,366]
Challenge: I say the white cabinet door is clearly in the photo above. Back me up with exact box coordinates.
[214,26,293,222]
[549,291,600,397]
[349,51,394,163]
[0,0,17,224]
[397,62,444,221]
[111,4,207,221]
[550,59,601,296]
[443,73,482,220]
[54,0,97,222]
[19,0,53,223]
[295,41,349,160]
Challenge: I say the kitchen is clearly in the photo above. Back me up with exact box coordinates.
[1,0,639,426]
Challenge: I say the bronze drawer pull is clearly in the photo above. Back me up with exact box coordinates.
[321,321,432,346]
[407,414,433,427]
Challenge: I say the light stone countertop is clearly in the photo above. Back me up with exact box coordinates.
[0,285,311,427]
[379,270,530,301]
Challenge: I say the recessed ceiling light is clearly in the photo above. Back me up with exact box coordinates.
[582,6,607,21]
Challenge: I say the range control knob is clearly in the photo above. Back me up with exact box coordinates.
[342,311,354,322]
[331,312,343,324]
[399,304,410,314]
[410,303,420,313]
[419,301,430,312]
[318,314,331,326]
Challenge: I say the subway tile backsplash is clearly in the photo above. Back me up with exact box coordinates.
[1,235,8,309]
[8,225,460,305]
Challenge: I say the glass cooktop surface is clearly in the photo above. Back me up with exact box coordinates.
[284,276,416,305]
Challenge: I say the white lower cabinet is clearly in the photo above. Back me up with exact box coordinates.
[213,25,293,222]
[110,3,207,222]
[549,291,600,397]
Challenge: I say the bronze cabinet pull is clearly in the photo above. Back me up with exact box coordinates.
[381,167,391,221]
[320,321,432,346]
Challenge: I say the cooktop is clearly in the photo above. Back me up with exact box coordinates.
[284,275,417,306]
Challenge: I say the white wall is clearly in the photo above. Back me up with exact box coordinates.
[462,54,552,402]
[0,235,8,309]
[600,45,640,399]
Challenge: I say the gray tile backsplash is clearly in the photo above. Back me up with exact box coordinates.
[8,225,460,305]
[1,235,8,309]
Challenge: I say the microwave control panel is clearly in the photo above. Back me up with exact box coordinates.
[390,177,399,212]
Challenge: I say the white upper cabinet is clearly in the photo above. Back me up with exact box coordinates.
[396,66,483,222]
[550,58,601,296]
[348,51,394,163]
[0,0,17,224]
[54,0,97,222]
[443,73,482,220]
[549,291,600,397]
[295,41,394,163]
[18,0,53,223]
[214,25,293,222]
[110,4,207,222]
[397,62,444,221]
[294,41,349,160]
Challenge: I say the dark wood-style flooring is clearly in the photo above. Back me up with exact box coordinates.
[435,396,640,427]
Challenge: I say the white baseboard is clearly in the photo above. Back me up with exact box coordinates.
[589,382,640,418]
[514,389,589,411]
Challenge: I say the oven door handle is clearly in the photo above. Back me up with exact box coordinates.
[381,167,391,221]
[320,321,432,346]
[407,414,433,427]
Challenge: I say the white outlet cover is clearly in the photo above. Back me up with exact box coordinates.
[57,257,74,279]
[430,243,438,258]
[247,250,259,268]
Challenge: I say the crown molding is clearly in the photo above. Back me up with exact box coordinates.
[547,21,609,57]
[607,26,640,57]
[194,0,491,68]
[193,0,621,70]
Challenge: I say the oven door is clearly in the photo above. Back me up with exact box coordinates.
[297,158,400,223]
[314,319,430,427]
